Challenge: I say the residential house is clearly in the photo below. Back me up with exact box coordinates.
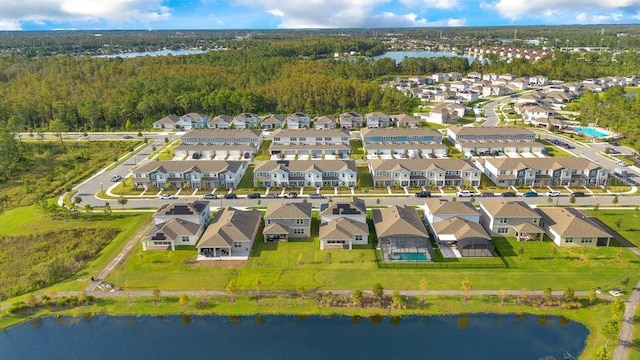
[365,112,391,128]
[313,115,337,129]
[196,207,261,259]
[207,115,233,129]
[269,143,351,160]
[173,143,256,160]
[180,129,263,146]
[458,89,479,102]
[432,217,494,257]
[153,114,181,129]
[467,71,482,80]
[482,157,609,187]
[261,114,285,130]
[263,202,312,241]
[253,160,357,188]
[133,160,248,190]
[520,105,555,122]
[339,112,365,129]
[372,205,433,262]
[535,207,611,247]
[482,85,509,97]
[447,126,535,145]
[368,158,481,187]
[509,77,529,90]
[232,113,261,129]
[319,197,369,250]
[360,127,442,144]
[479,201,544,241]
[529,75,549,86]
[179,112,209,130]
[499,73,516,81]
[392,113,422,127]
[286,112,311,129]
[457,140,545,157]
[423,199,479,225]
[271,129,350,145]
[482,73,499,81]
[364,142,447,160]
[142,201,211,251]
[428,103,465,125]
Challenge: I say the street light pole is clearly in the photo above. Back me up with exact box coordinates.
[100,182,104,195]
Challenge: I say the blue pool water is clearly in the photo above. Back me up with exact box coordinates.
[573,126,609,138]
[393,252,427,261]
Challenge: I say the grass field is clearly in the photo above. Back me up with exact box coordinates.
[585,208,640,248]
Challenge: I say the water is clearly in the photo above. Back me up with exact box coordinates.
[573,126,609,139]
[94,49,207,58]
[373,50,476,64]
[393,252,427,261]
[0,314,587,360]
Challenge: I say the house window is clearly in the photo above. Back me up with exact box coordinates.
[181,236,190,242]
[565,237,573,243]
[355,235,363,241]
[497,218,507,224]
[293,228,305,235]
[295,219,305,225]
[497,227,509,234]
[580,237,593,243]
[234,243,242,248]
[266,219,271,225]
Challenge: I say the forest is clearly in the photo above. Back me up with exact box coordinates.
[0,36,640,134]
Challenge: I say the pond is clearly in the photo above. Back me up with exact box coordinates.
[0,314,587,360]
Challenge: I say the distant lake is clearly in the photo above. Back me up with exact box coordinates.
[374,51,477,64]
[0,314,587,360]
[94,49,207,58]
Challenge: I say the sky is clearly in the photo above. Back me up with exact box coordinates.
[1,0,640,31]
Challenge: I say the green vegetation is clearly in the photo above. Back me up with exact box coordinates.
[585,209,640,248]
[254,140,272,161]
[349,139,365,160]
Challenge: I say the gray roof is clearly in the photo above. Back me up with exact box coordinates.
[369,158,478,172]
[320,218,369,241]
[272,128,348,138]
[480,201,540,219]
[197,208,261,248]
[484,157,602,171]
[254,160,357,174]
[432,217,490,241]
[154,114,180,124]
[448,126,534,136]
[136,160,245,175]
[181,128,262,139]
[360,127,441,138]
[144,219,200,242]
[313,115,336,124]
[155,201,209,218]
[424,199,479,216]
[535,208,611,238]
[372,205,429,239]
[320,197,366,218]
[264,202,312,220]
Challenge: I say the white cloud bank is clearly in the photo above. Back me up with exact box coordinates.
[482,0,640,21]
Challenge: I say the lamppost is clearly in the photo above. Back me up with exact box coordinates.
[100,182,104,195]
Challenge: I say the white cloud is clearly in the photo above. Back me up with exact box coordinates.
[0,19,22,30]
[447,18,466,26]
[399,0,460,9]
[484,0,640,20]
[0,0,171,28]
[576,12,624,23]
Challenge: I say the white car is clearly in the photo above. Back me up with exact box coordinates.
[545,191,561,197]
[160,194,178,200]
[456,190,474,197]
[616,160,628,167]
[609,289,624,297]
[110,175,122,182]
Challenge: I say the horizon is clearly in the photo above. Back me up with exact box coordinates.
[1,1,640,31]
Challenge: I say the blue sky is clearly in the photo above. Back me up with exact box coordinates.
[1,0,640,31]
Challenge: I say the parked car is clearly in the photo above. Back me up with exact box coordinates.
[522,191,538,197]
[110,175,122,182]
[456,190,474,197]
[415,191,431,198]
[247,193,261,199]
[224,193,238,199]
[501,191,517,197]
[616,160,628,167]
[545,190,561,197]
[160,194,177,200]
[480,192,495,197]
[123,135,134,139]
[609,288,624,297]
[283,192,298,198]
[265,193,279,199]
[609,140,619,146]
[308,193,325,199]
[570,191,586,197]
[203,193,218,200]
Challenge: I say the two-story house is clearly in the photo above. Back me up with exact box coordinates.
[133,160,248,190]
[428,103,465,125]
[479,201,544,241]
[207,115,233,129]
[339,112,364,129]
[263,202,312,241]
[447,126,535,148]
[179,112,209,130]
[253,160,357,188]
[196,207,261,259]
[153,114,181,129]
[261,114,285,130]
[392,113,422,127]
[368,158,481,187]
[286,112,311,129]
[319,197,369,250]
[142,201,210,251]
[360,127,442,144]
[180,129,263,147]
[365,112,391,128]
[313,115,337,129]
[232,113,260,129]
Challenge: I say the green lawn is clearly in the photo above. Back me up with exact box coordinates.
[356,165,373,188]
[585,209,640,248]
[254,140,272,161]
[350,139,364,160]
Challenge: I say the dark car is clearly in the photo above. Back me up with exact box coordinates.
[224,193,238,199]
[570,191,586,197]
[501,191,517,197]
[480,192,495,197]
[284,192,298,198]
[265,193,279,199]
[415,191,431,198]
[308,193,325,199]
[123,135,134,139]
[609,141,619,146]
[203,193,218,200]
[247,193,261,199]
[522,191,538,197]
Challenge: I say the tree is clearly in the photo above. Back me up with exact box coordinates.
[153,289,161,306]
[569,195,576,204]
[73,196,82,207]
[563,287,575,303]
[84,204,93,213]
[497,289,507,307]
[117,196,128,209]
[548,246,557,260]
[103,201,112,215]
[602,319,619,346]
[296,286,306,300]
[419,278,429,303]
[615,217,622,230]
[178,293,189,311]
[225,280,237,303]
[611,297,625,320]
[351,290,364,307]
[48,118,67,145]
[543,287,553,305]
[77,290,86,304]
[372,283,384,303]
[591,345,608,360]
[588,288,597,306]
[612,194,619,206]
[518,246,525,261]
[594,203,600,212]
[461,277,472,301]
[254,276,262,301]
[391,290,406,309]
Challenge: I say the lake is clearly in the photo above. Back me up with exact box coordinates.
[94,49,207,58]
[373,51,477,64]
[0,314,587,360]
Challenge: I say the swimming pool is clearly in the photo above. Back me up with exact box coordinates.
[392,252,428,261]
[573,126,609,139]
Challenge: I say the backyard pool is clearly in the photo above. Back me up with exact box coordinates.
[392,252,428,261]
[573,126,610,139]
